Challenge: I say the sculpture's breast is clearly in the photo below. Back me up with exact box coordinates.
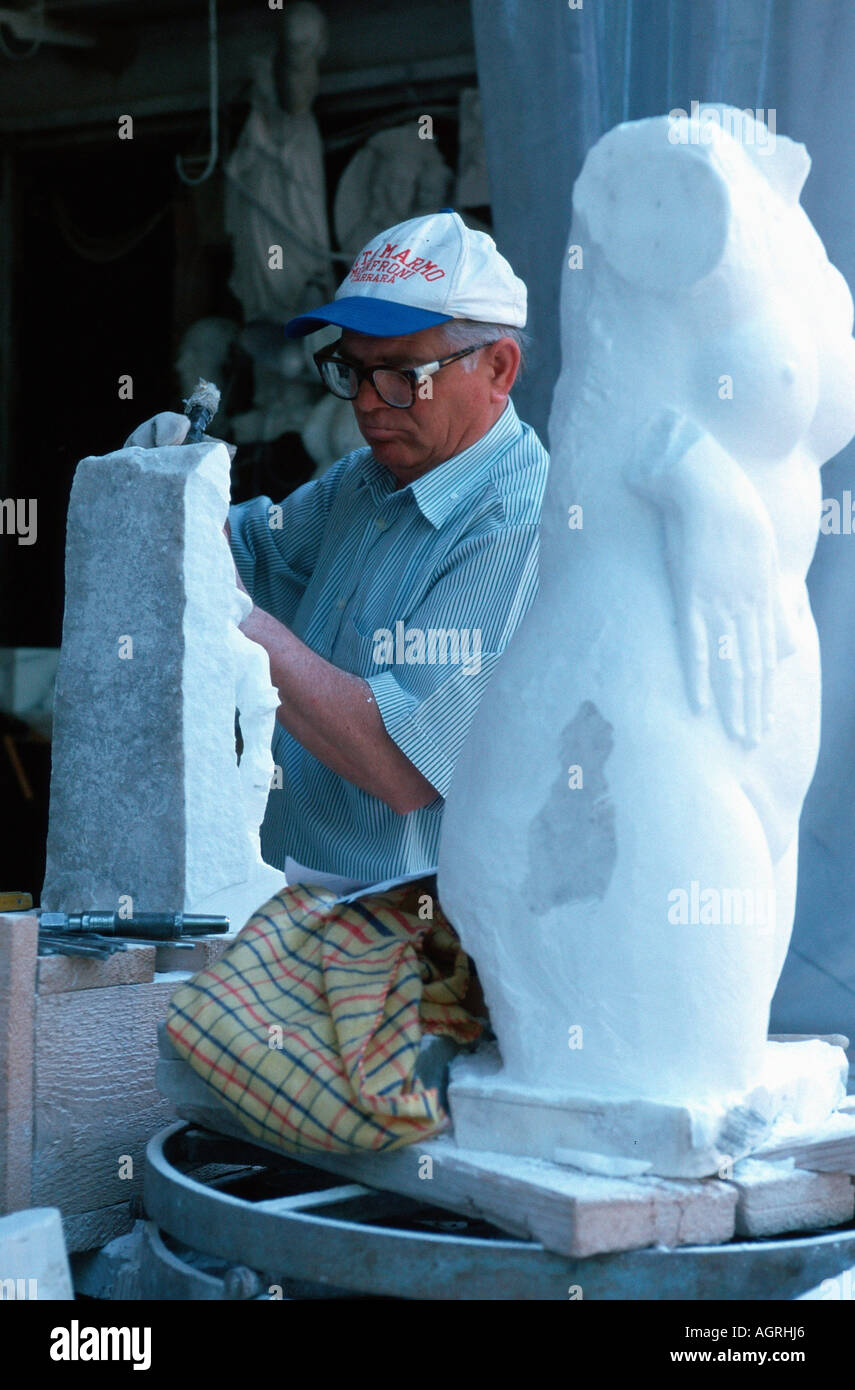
[689,305,818,464]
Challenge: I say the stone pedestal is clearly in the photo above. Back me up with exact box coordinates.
[448,1040,849,1179]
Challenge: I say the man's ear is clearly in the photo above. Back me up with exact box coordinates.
[486,336,521,397]
[572,115,732,295]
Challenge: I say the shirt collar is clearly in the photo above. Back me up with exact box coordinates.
[356,400,523,529]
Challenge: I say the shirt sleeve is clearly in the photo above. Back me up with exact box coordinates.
[227,454,357,627]
[365,523,540,799]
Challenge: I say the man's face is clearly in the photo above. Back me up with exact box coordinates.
[336,324,515,485]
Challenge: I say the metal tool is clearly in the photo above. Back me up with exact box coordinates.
[38,911,229,939]
[37,910,229,959]
[182,378,221,443]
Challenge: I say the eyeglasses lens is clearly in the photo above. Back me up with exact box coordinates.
[321,360,358,399]
[319,360,415,408]
[373,371,413,408]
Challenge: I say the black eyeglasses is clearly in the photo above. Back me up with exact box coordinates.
[313,341,496,409]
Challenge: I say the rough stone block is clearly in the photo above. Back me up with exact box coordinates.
[41,441,285,931]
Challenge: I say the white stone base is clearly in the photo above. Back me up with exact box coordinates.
[448,1040,849,1179]
[0,1207,73,1300]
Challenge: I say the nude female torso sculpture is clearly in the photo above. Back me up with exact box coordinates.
[438,111,855,1142]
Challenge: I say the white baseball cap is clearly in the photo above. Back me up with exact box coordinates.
[284,208,527,338]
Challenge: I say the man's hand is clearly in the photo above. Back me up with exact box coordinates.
[125,412,237,460]
[125,413,191,448]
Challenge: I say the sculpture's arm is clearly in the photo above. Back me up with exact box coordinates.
[625,409,796,746]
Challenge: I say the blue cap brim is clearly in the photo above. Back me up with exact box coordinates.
[283,296,453,339]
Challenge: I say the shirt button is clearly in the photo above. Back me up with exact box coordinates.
[450,492,458,500]
[375,516,387,529]
[336,597,346,610]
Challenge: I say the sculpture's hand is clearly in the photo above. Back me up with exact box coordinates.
[666,468,783,746]
[627,411,792,746]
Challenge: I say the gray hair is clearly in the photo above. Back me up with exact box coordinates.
[440,317,531,375]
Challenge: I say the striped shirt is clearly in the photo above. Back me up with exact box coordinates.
[228,398,549,882]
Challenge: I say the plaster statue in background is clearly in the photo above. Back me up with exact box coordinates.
[225,2,331,326]
[42,441,286,930]
[225,3,332,442]
[333,125,453,255]
[438,109,855,1177]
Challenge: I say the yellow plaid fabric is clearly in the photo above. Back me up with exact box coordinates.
[165,879,481,1154]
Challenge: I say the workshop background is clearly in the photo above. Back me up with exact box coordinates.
[0,0,853,1040]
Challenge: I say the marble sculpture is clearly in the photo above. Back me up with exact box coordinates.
[438,109,855,1177]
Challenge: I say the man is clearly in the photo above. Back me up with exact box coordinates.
[132,210,548,894]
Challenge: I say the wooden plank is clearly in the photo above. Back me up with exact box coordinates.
[37,943,156,995]
[37,931,231,993]
[753,1111,855,1174]
[0,913,38,1212]
[154,935,231,975]
[63,1202,135,1255]
[293,1143,738,1258]
[156,1058,737,1258]
[31,976,187,1219]
[729,1159,855,1237]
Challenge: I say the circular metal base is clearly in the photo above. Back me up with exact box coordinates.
[143,1123,855,1301]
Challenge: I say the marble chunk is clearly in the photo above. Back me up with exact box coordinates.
[0,1207,73,1300]
[42,441,285,929]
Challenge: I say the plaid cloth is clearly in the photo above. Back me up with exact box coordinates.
[165,878,482,1155]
